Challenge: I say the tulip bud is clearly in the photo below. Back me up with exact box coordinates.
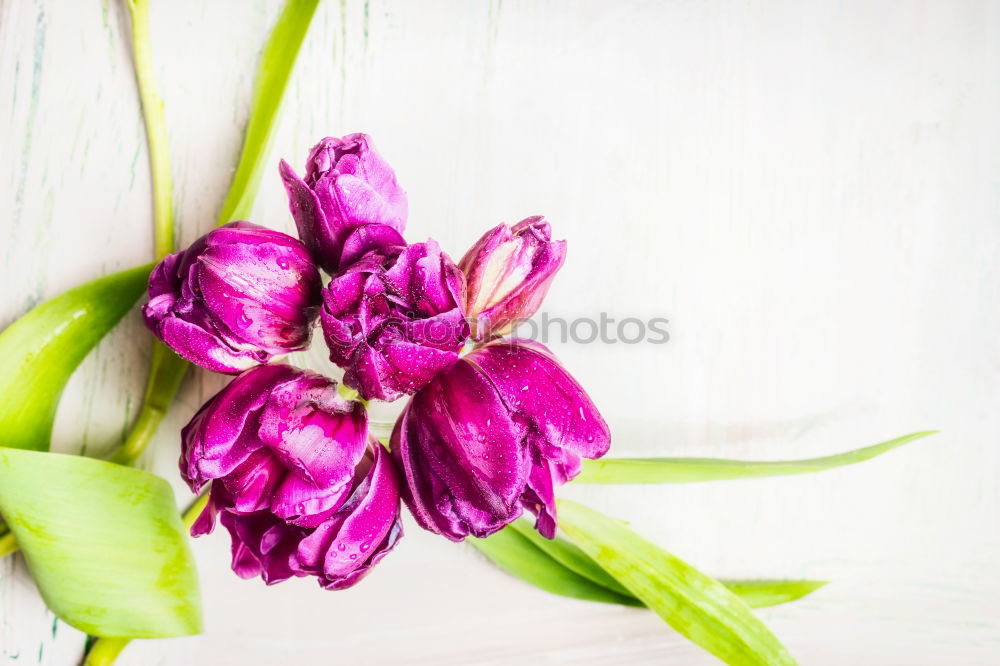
[458,217,566,340]
[142,222,321,374]
[391,339,609,541]
[183,364,403,589]
[280,134,407,273]
[320,239,470,402]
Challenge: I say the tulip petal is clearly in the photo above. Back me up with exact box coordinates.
[321,240,469,401]
[521,452,559,539]
[142,222,321,373]
[458,217,566,340]
[470,340,610,461]
[196,242,319,352]
[189,483,230,537]
[221,511,303,585]
[339,223,406,267]
[256,374,368,489]
[220,449,287,513]
[155,313,265,374]
[293,444,403,589]
[180,364,297,489]
[271,473,352,527]
[281,135,407,273]
[392,360,529,540]
[279,159,335,270]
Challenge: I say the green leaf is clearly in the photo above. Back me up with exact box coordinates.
[576,431,937,484]
[216,0,321,226]
[0,265,151,451]
[81,491,211,664]
[558,500,796,666]
[720,581,827,609]
[482,520,825,610]
[469,527,640,607]
[0,448,201,638]
[507,518,633,597]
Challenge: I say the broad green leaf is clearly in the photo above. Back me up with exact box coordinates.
[0,265,151,451]
[469,527,640,606]
[576,431,937,484]
[484,520,825,610]
[216,0,321,226]
[721,580,827,609]
[82,491,211,664]
[558,500,796,666]
[0,448,201,637]
[507,518,632,597]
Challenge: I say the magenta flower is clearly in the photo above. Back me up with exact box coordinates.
[183,364,403,590]
[142,221,321,374]
[458,217,566,340]
[391,339,610,540]
[280,134,408,273]
[320,239,470,402]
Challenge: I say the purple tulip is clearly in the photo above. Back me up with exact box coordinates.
[320,239,470,402]
[183,364,403,590]
[280,134,408,273]
[142,221,322,374]
[391,339,610,541]
[458,217,566,340]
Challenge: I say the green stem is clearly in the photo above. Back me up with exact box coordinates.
[0,531,17,558]
[216,0,320,226]
[109,346,188,465]
[107,0,321,465]
[104,0,185,467]
[181,489,211,530]
[125,0,174,259]
[82,638,129,666]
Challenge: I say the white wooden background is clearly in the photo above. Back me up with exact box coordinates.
[2,0,999,663]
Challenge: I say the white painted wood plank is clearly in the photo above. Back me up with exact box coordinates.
[2,0,999,663]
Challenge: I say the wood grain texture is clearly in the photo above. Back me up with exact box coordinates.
[2,0,999,663]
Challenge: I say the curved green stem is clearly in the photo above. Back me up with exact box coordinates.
[104,0,185,467]
[0,531,18,558]
[216,0,320,226]
[125,0,174,259]
[107,0,321,466]
[82,638,129,666]
[109,347,188,465]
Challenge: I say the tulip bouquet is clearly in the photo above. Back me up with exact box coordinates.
[0,2,934,665]
[141,133,610,588]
